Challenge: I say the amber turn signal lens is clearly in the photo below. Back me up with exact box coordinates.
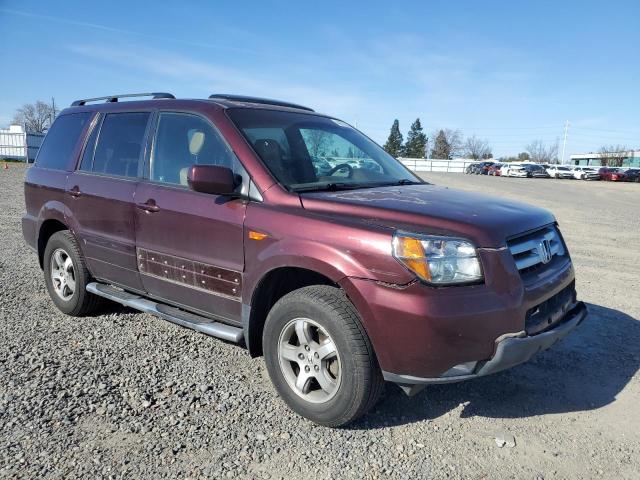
[394,236,431,281]
[248,230,268,241]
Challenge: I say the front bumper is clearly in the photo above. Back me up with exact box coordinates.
[340,247,578,380]
[383,302,586,385]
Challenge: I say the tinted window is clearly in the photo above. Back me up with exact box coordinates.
[150,112,236,186]
[79,116,101,171]
[36,112,91,170]
[92,112,150,178]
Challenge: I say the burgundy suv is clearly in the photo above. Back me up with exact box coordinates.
[23,93,586,426]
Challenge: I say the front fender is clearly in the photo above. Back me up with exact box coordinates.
[242,237,373,301]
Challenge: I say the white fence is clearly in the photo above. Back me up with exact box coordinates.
[400,158,476,173]
[0,125,44,162]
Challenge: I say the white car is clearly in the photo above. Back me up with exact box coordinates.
[503,164,529,177]
[572,166,600,180]
[546,165,574,179]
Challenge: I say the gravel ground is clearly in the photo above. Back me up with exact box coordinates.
[1,164,638,479]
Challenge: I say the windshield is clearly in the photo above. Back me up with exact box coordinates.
[227,109,421,192]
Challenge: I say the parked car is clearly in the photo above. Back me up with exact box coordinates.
[23,92,586,427]
[311,156,333,176]
[523,164,550,178]
[623,168,640,182]
[465,163,478,174]
[477,161,495,175]
[499,163,513,176]
[504,164,529,177]
[487,163,503,176]
[546,165,575,179]
[572,166,600,180]
[599,167,627,181]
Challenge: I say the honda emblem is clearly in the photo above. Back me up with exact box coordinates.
[538,239,553,264]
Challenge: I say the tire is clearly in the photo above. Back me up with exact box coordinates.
[43,230,102,316]
[263,285,384,427]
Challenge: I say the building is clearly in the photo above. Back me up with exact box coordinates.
[0,125,45,162]
[571,151,640,167]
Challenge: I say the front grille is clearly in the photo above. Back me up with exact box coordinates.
[507,225,565,274]
[525,281,576,334]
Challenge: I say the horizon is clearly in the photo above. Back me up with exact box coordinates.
[1,0,638,158]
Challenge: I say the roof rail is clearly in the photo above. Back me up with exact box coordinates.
[208,94,314,112]
[71,92,175,107]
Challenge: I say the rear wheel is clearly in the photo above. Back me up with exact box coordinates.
[43,231,102,316]
[263,285,383,427]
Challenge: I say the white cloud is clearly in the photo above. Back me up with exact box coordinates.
[68,44,365,118]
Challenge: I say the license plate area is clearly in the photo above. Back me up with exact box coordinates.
[525,281,576,335]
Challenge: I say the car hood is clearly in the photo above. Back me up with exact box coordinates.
[300,184,555,247]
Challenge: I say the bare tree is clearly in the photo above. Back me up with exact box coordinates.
[430,128,463,158]
[525,140,559,163]
[305,130,332,157]
[443,129,464,158]
[598,145,629,167]
[464,135,492,160]
[12,101,55,133]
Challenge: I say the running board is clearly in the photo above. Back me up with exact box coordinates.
[86,282,244,343]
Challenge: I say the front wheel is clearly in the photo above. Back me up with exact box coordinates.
[263,285,384,427]
[43,231,102,316]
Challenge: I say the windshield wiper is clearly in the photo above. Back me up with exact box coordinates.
[396,179,424,185]
[295,183,369,193]
[365,179,425,188]
[295,179,425,193]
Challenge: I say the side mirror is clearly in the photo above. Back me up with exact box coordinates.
[187,165,236,195]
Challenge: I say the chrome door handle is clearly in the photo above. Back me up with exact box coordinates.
[67,186,82,197]
[137,199,159,213]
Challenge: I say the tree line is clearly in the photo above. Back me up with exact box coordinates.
[382,119,573,164]
[383,119,493,160]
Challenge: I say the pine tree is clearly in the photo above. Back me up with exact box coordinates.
[404,118,427,158]
[383,119,404,157]
[430,129,451,159]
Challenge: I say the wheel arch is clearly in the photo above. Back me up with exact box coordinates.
[244,266,339,357]
[37,218,69,269]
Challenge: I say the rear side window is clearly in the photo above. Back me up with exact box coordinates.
[36,112,91,170]
[92,112,150,178]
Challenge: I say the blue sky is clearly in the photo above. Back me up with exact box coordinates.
[1,0,639,158]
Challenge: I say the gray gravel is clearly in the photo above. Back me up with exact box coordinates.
[1,164,638,479]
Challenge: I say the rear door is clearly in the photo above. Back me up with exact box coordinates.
[67,111,151,291]
[134,111,247,324]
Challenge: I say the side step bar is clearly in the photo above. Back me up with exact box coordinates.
[86,282,244,343]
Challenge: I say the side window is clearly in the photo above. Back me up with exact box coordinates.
[36,112,91,170]
[150,112,236,186]
[92,112,150,178]
[79,116,101,171]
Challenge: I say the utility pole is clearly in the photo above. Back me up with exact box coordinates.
[560,120,569,164]
[50,97,58,128]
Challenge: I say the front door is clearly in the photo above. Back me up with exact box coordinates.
[134,112,246,324]
[68,111,151,291]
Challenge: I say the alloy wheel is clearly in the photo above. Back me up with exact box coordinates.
[50,248,76,301]
[278,318,341,404]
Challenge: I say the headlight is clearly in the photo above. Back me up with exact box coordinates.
[392,232,483,285]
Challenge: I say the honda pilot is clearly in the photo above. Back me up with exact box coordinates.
[23,93,586,426]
